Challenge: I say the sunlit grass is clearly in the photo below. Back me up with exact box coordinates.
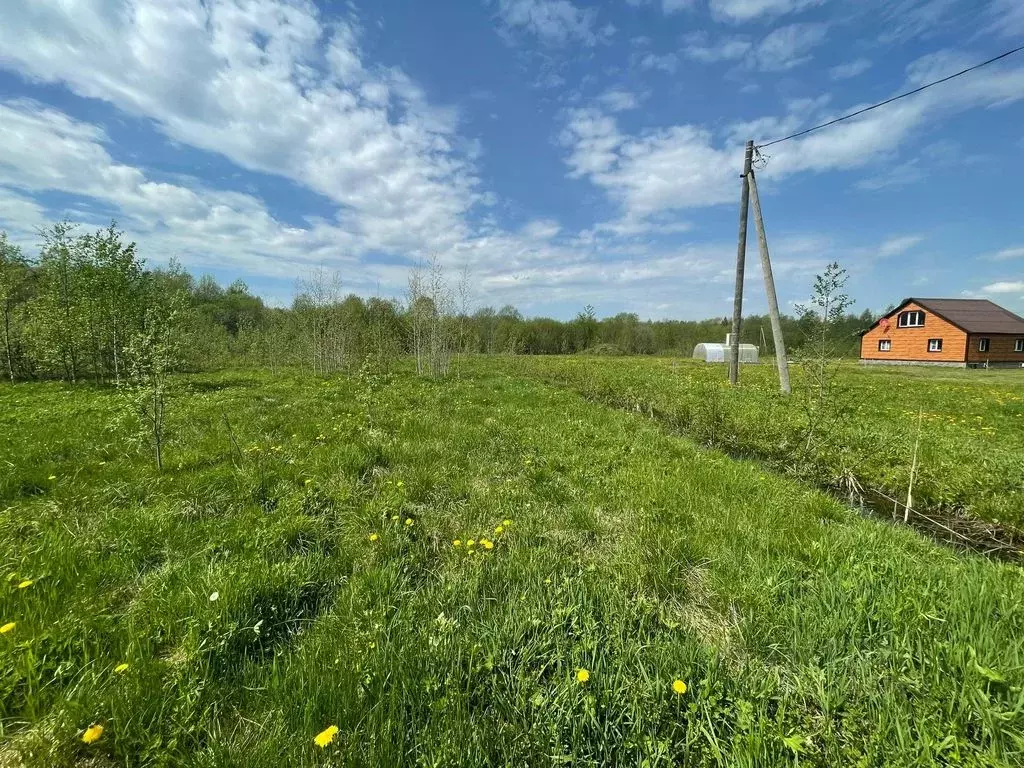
[1,366,1022,766]
[490,355,1024,528]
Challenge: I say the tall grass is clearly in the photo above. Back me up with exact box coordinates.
[1,368,1022,766]
[490,355,1024,529]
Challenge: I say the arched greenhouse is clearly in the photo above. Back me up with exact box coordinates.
[692,343,759,364]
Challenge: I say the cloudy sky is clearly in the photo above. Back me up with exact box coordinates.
[1,0,1022,319]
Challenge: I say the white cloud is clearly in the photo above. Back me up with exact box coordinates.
[561,107,738,224]
[877,235,924,258]
[0,0,479,260]
[681,24,827,71]
[662,0,699,12]
[494,0,613,46]
[992,246,1024,260]
[709,0,826,23]
[750,23,829,71]
[681,32,752,64]
[980,281,1024,294]
[596,88,643,112]
[829,58,872,80]
[637,52,680,73]
[561,49,1024,227]
[990,0,1024,36]
[0,99,368,280]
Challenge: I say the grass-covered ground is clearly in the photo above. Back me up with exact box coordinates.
[488,356,1024,530]
[2,365,1023,766]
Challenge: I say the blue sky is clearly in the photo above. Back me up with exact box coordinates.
[0,0,1022,320]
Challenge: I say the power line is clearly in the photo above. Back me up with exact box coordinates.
[757,44,1024,149]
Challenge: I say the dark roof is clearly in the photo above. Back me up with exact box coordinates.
[899,298,1024,334]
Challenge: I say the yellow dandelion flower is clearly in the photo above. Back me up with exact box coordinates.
[17,580,32,589]
[404,518,414,526]
[314,724,339,748]
[48,475,57,481]
[82,724,104,744]
[453,539,462,547]
[466,540,476,548]
[0,622,15,634]
[576,668,590,684]
[502,519,512,526]
[494,525,504,535]
[483,540,494,550]
[369,533,379,542]
[672,679,687,695]
[114,663,130,674]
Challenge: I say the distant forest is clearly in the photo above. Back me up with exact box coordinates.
[0,223,875,383]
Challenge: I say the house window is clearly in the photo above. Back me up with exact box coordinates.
[878,339,892,352]
[928,338,943,352]
[897,310,925,327]
[1016,339,1024,353]
[979,338,990,353]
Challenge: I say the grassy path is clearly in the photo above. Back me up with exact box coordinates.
[1,369,1023,766]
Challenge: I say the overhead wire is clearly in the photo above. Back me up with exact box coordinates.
[756,44,1024,149]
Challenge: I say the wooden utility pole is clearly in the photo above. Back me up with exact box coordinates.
[729,140,753,385]
[747,167,792,394]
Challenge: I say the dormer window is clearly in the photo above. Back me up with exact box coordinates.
[897,310,925,327]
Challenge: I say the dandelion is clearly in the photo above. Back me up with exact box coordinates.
[672,679,687,695]
[114,663,130,674]
[48,475,57,481]
[314,725,339,748]
[82,724,104,744]
[17,580,32,589]
[483,539,494,550]
[0,622,15,634]
[209,591,220,602]
[466,540,476,548]
[369,533,379,542]
[494,525,504,535]
[502,519,512,527]
[453,539,462,547]
[576,668,590,684]
[404,518,414,526]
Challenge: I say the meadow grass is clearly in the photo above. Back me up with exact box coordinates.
[1,366,1023,766]
[487,355,1024,529]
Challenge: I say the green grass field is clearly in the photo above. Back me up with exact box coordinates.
[491,356,1024,530]
[2,362,1024,766]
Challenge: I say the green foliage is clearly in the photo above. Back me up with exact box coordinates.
[116,277,189,470]
[1,366,1022,766]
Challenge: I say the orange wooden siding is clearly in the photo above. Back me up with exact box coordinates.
[860,301,968,363]
[965,334,1024,364]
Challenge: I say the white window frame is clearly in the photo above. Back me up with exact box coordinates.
[897,310,925,328]
[1016,338,1024,353]
[979,338,990,353]
[928,338,942,353]
[878,339,892,352]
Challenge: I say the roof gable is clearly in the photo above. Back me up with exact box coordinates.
[863,298,1024,335]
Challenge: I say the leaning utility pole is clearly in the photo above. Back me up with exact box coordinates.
[747,164,791,394]
[729,140,753,385]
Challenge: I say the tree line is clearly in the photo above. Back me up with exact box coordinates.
[0,222,875,383]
